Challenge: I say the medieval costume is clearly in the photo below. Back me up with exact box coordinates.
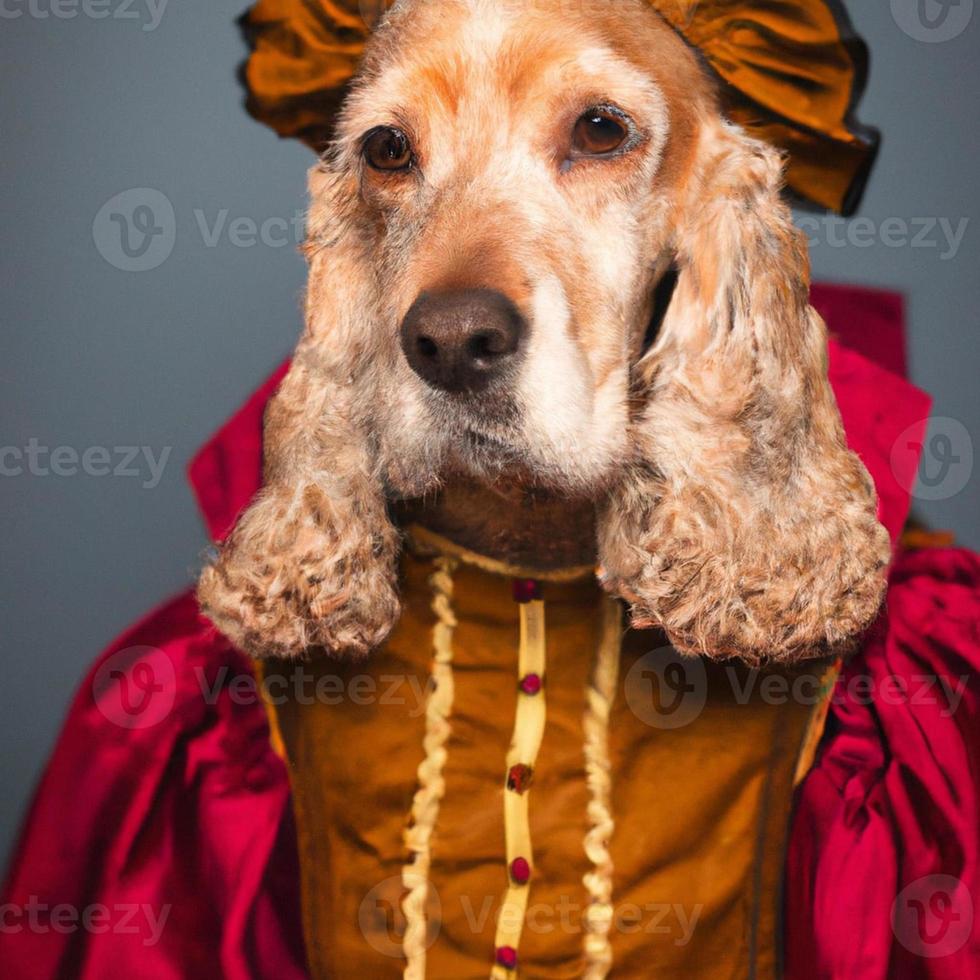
[2,3,978,978]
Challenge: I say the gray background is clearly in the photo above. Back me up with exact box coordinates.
[1,1,978,864]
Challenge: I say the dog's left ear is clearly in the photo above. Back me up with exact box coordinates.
[599,120,891,664]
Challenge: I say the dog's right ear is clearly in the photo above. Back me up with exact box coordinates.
[197,165,402,660]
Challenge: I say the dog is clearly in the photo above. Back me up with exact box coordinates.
[199,0,889,669]
[195,2,894,975]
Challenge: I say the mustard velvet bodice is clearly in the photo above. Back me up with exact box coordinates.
[260,535,835,979]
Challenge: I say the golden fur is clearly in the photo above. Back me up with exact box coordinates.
[198,0,889,664]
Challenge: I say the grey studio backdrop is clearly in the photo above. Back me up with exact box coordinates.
[1,2,978,863]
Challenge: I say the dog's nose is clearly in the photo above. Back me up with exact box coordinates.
[400,288,526,393]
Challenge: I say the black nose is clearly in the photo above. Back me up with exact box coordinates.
[400,288,526,393]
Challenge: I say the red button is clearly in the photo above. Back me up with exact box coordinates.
[495,945,518,969]
[510,857,531,884]
[519,673,542,695]
[512,578,541,603]
[507,764,534,794]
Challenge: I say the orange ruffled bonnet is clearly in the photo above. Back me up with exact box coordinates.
[240,0,877,215]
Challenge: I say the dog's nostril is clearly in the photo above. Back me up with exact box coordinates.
[417,335,439,358]
[467,330,503,361]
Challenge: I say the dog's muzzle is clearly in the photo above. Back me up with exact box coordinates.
[400,288,527,394]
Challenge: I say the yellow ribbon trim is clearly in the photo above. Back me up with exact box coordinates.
[491,598,547,978]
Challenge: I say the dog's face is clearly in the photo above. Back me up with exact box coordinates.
[199,0,890,665]
[307,0,705,495]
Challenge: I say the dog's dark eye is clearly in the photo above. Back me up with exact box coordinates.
[363,127,413,172]
[572,108,630,157]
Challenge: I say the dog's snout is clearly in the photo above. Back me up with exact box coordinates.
[400,288,526,393]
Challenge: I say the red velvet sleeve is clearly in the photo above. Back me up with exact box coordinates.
[0,593,307,979]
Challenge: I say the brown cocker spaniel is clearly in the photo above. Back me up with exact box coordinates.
[199,0,890,666]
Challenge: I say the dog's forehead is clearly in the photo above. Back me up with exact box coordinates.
[352,0,684,124]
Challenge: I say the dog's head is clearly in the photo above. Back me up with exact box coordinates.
[313,0,702,493]
[199,0,890,663]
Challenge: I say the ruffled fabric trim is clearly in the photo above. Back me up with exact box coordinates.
[581,597,623,979]
[402,556,459,979]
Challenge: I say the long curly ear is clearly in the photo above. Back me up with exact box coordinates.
[599,121,890,665]
[197,166,400,660]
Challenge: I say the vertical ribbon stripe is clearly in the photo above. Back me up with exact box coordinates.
[491,597,547,977]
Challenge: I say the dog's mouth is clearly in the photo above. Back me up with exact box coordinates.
[457,424,529,474]
[425,415,539,485]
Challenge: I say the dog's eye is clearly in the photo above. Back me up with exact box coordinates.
[571,108,630,157]
[363,127,413,172]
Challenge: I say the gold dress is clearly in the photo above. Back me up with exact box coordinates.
[260,529,837,978]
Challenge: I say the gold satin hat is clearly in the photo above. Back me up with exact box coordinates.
[240,0,877,214]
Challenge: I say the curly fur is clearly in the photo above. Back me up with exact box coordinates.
[598,122,890,664]
[199,138,410,660]
[199,0,889,663]
[198,278,402,659]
